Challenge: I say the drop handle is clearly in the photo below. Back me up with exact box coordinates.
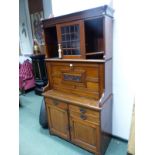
[79,108,86,113]
[80,114,87,120]
[53,101,59,106]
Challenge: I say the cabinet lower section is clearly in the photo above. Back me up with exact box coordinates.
[44,94,112,155]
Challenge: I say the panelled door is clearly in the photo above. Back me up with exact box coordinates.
[69,117,100,153]
[45,98,70,140]
[56,20,86,59]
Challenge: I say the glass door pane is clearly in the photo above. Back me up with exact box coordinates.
[61,24,80,55]
[56,20,85,59]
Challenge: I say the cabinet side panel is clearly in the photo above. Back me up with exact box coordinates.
[100,95,112,154]
[104,59,112,99]
[104,16,113,59]
[99,63,105,97]
[45,62,53,90]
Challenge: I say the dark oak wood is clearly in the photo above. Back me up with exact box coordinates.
[42,5,114,155]
[103,16,113,60]
[56,20,86,59]
[42,6,114,60]
[100,95,112,154]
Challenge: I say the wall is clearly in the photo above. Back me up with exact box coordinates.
[51,0,135,140]
[19,0,53,55]
[43,0,52,18]
[112,0,135,139]
[19,0,33,54]
[52,0,111,17]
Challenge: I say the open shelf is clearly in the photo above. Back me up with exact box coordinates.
[85,17,104,58]
[44,26,58,58]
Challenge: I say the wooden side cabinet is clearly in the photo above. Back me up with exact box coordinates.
[42,5,114,155]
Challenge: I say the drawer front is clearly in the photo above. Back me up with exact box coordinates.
[45,98,68,110]
[70,111,99,124]
[69,105,99,117]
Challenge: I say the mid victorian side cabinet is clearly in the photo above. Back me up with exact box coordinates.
[42,5,114,155]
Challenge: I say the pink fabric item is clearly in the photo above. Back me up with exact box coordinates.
[19,60,35,91]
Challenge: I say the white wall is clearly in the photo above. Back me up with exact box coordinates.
[19,0,33,54]
[52,0,111,17]
[43,0,53,18]
[112,0,135,139]
[19,0,53,55]
[51,0,135,140]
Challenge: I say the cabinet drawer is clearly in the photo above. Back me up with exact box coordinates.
[45,98,68,110]
[69,105,99,117]
[70,111,99,124]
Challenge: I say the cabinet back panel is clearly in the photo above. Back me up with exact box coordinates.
[44,27,58,58]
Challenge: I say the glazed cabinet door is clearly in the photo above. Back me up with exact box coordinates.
[56,20,86,59]
[45,98,70,140]
[70,117,100,153]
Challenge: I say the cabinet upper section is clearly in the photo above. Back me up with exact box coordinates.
[42,5,114,60]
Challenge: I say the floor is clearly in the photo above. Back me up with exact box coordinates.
[19,91,128,155]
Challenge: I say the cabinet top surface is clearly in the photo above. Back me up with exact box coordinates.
[45,58,105,63]
[43,90,102,111]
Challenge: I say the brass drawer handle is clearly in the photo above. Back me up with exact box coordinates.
[53,101,59,106]
[80,114,87,120]
[79,108,86,113]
